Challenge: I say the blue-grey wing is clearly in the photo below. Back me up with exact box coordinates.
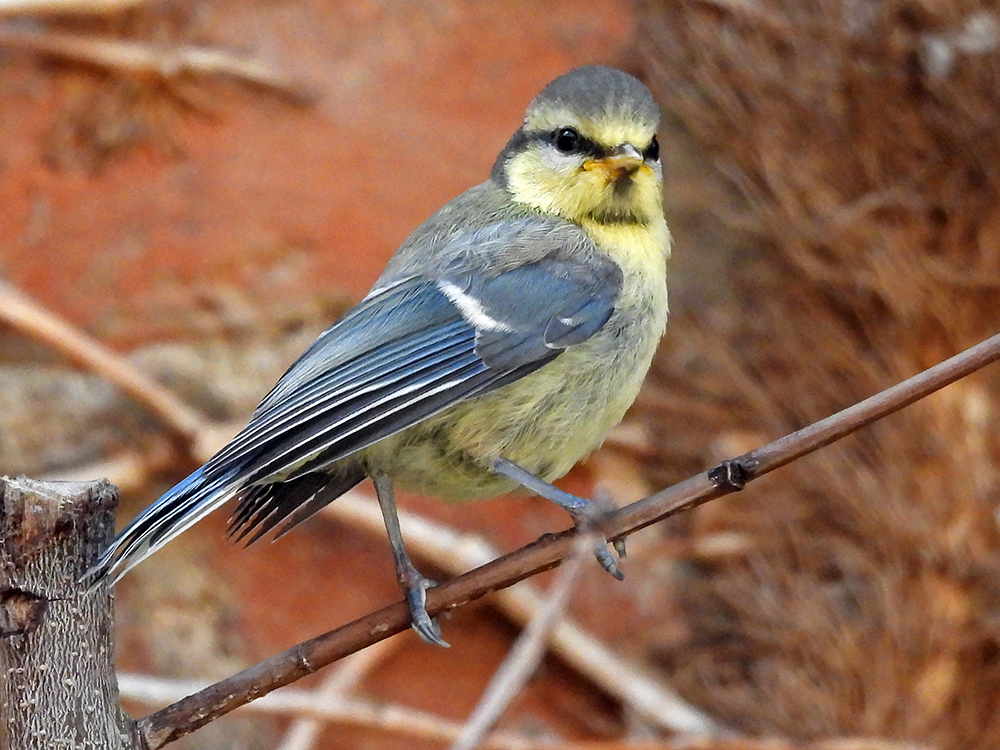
[448,256,622,371]
[211,227,621,537]
[205,278,500,484]
[87,220,623,581]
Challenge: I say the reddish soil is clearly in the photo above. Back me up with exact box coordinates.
[1,3,660,748]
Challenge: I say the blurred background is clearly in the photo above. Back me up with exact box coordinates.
[2,0,1000,748]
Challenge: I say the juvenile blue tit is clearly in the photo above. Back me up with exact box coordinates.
[88,65,669,646]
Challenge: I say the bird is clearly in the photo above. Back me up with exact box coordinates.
[86,65,670,647]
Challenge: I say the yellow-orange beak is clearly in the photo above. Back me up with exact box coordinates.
[583,144,644,180]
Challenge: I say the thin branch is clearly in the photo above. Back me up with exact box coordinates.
[118,674,534,750]
[325,493,717,734]
[136,331,1000,747]
[130,675,933,750]
[274,638,404,750]
[0,283,209,457]
[41,462,712,735]
[0,24,317,103]
[532,740,933,750]
[450,534,593,750]
[0,0,147,14]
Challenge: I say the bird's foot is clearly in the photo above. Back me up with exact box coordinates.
[490,456,625,580]
[373,470,450,647]
[399,566,449,647]
[564,490,626,580]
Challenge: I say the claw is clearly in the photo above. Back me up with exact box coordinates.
[403,574,449,647]
[567,499,625,581]
[594,542,624,580]
[489,457,626,581]
[613,537,627,561]
[373,471,450,647]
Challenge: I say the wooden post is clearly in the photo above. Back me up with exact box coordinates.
[0,477,140,749]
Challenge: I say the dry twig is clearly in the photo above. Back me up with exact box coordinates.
[450,534,594,750]
[325,492,717,735]
[0,0,147,14]
[273,638,404,750]
[0,24,317,103]
[0,282,210,457]
[134,331,1000,747]
[118,673,534,750]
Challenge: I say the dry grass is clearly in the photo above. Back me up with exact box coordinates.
[631,1,1000,747]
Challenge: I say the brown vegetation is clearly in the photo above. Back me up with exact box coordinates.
[633,1,1000,747]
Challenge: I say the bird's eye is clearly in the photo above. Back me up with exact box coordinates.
[552,127,581,154]
[644,136,660,162]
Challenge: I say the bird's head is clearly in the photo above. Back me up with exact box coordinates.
[492,66,663,229]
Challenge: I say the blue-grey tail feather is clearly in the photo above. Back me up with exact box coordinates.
[83,465,234,586]
[228,466,366,544]
[83,462,366,588]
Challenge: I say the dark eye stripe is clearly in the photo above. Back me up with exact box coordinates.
[526,129,606,159]
[524,129,658,163]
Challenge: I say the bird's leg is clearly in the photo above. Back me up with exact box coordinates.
[490,456,625,580]
[372,471,449,647]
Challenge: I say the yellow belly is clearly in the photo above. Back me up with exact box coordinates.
[361,219,669,501]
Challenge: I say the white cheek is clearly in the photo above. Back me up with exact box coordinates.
[538,146,584,176]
